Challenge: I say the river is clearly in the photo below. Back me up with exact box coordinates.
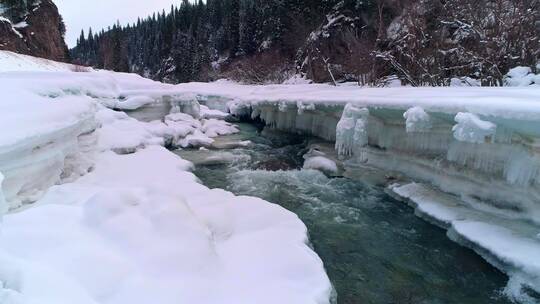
[175,123,512,304]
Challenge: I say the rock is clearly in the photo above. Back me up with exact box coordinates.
[0,0,69,62]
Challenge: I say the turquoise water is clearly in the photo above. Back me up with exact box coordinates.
[175,123,512,304]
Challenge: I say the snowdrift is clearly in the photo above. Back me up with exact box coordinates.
[0,52,332,304]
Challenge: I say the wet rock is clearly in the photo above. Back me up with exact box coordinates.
[255,159,297,171]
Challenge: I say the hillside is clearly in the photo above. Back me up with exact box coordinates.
[70,0,539,86]
[0,0,69,61]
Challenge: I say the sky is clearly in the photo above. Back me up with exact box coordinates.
[55,0,180,47]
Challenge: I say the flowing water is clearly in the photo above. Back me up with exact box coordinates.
[175,123,512,304]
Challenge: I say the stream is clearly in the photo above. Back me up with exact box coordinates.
[175,123,513,304]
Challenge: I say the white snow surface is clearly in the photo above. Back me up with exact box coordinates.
[0,52,332,304]
[0,146,331,304]
[505,67,540,87]
[169,81,540,122]
[452,112,497,143]
[403,106,432,133]
[0,51,91,72]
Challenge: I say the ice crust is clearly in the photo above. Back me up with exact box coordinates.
[0,51,332,304]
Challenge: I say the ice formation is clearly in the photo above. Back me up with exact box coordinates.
[390,183,540,302]
[403,106,431,133]
[335,104,369,156]
[0,173,6,217]
[452,112,496,144]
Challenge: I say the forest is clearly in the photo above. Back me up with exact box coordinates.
[71,0,539,86]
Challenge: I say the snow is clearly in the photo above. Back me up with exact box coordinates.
[199,105,230,120]
[505,66,540,87]
[0,147,331,304]
[0,51,332,304]
[452,112,497,143]
[391,183,540,302]
[0,51,90,72]
[403,106,431,133]
[303,156,338,175]
[13,21,28,29]
[158,81,540,123]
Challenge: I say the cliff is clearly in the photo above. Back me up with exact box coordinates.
[0,0,69,61]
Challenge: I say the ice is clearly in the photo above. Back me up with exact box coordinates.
[199,105,230,120]
[403,106,431,133]
[201,119,239,138]
[178,130,215,148]
[335,104,369,156]
[0,173,6,217]
[391,183,540,300]
[452,112,496,144]
[111,95,156,111]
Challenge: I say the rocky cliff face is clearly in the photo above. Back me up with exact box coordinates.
[0,0,69,61]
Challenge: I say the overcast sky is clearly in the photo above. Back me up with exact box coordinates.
[55,0,179,47]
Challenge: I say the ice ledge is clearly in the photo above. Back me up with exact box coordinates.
[389,183,540,301]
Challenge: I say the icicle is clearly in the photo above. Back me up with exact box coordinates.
[278,102,288,112]
[335,104,369,156]
[0,172,6,218]
[251,107,261,120]
[504,151,540,186]
[403,106,432,133]
[452,112,496,144]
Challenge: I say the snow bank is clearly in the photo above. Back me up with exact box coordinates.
[391,183,540,302]
[0,77,97,209]
[0,52,332,304]
[0,146,331,304]
[168,81,540,122]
